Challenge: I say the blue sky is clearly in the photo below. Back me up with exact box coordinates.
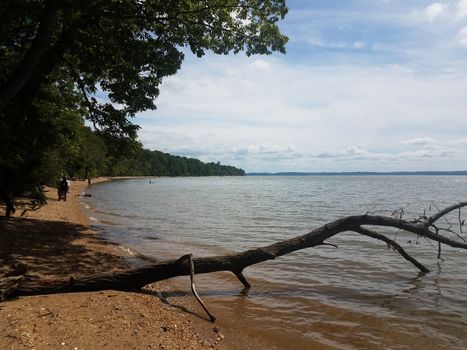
[134,0,467,172]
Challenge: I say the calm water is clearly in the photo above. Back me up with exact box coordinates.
[82,176,467,349]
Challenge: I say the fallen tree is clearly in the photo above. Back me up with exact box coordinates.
[2,202,467,318]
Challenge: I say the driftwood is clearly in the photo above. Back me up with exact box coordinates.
[2,202,467,315]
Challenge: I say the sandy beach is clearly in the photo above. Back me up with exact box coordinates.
[0,178,226,350]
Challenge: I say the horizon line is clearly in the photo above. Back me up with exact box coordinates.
[246,170,467,176]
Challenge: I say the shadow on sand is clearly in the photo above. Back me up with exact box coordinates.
[0,217,127,278]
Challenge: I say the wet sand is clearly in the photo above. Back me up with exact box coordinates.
[0,178,227,350]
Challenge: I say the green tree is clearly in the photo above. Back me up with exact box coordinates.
[0,68,86,215]
[1,0,288,129]
[0,0,287,215]
[70,127,108,179]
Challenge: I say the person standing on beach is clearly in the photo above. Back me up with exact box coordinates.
[58,177,69,201]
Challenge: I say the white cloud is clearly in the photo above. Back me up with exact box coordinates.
[314,146,370,159]
[399,146,452,159]
[299,32,366,50]
[131,0,467,173]
[134,54,467,172]
[353,41,366,49]
[458,26,467,47]
[250,59,271,71]
[401,137,438,145]
[236,144,297,155]
[458,0,467,17]
[451,137,467,144]
[423,3,448,22]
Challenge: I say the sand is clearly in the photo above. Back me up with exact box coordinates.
[0,178,226,350]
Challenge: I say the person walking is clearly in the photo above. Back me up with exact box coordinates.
[58,177,69,201]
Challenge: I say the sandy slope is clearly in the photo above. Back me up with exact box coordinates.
[0,179,224,350]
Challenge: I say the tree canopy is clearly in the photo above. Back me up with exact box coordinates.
[1,0,288,131]
[0,0,288,215]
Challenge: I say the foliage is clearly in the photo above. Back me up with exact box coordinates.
[73,134,245,177]
[113,148,245,176]
[0,0,288,131]
[0,69,85,214]
[0,0,287,215]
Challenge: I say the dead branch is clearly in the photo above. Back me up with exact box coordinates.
[184,254,216,322]
[352,227,429,273]
[2,202,467,301]
[426,201,467,226]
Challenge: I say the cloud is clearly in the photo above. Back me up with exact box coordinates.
[423,3,448,22]
[353,41,366,49]
[130,1,467,173]
[250,59,271,71]
[448,137,467,145]
[458,26,467,47]
[234,144,297,156]
[458,0,467,17]
[401,137,438,146]
[133,52,467,172]
[303,35,366,50]
[399,145,453,159]
[314,146,370,159]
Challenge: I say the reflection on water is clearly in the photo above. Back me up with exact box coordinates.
[82,176,467,349]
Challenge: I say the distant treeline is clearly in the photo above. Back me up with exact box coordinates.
[67,129,245,178]
[110,148,245,177]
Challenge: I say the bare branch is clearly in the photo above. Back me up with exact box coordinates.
[433,225,467,242]
[426,201,467,226]
[353,227,429,273]
[184,254,216,323]
[459,208,464,234]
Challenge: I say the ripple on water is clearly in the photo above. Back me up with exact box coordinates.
[82,176,467,349]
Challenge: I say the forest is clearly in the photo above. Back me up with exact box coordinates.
[91,137,246,177]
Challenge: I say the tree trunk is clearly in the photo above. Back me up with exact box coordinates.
[0,0,60,110]
[3,202,466,300]
[0,191,15,217]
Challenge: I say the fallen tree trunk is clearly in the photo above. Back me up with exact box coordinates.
[3,202,467,300]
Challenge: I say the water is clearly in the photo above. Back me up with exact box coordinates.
[82,176,467,349]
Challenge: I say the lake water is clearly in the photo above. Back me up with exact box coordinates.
[82,176,467,349]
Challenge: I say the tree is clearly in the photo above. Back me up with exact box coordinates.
[0,68,86,215]
[68,127,108,179]
[0,0,287,214]
[1,0,288,125]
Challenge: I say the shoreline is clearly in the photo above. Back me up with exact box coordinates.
[0,178,224,350]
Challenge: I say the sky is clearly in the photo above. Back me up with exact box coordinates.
[134,0,467,173]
